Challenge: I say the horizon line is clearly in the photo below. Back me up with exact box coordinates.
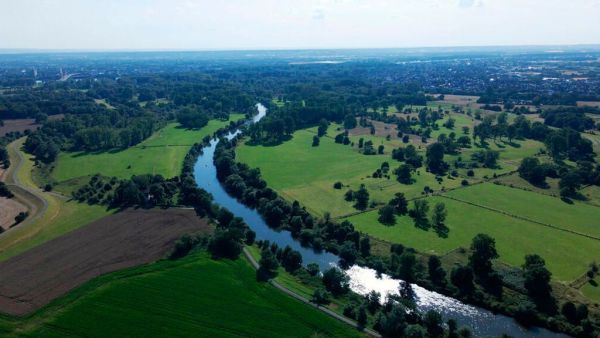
[2,43,600,55]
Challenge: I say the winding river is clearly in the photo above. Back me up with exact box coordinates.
[193,103,567,338]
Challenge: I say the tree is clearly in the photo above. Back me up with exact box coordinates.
[177,106,209,129]
[426,143,446,174]
[343,114,357,130]
[394,164,414,184]
[378,205,396,225]
[451,265,475,295]
[306,263,320,276]
[339,242,358,266]
[559,171,581,198]
[409,199,429,229]
[424,310,444,338]
[471,150,499,168]
[354,184,369,210]
[14,211,28,225]
[389,192,408,215]
[312,135,320,147]
[397,252,418,282]
[344,189,354,201]
[357,306,368,327]
[312,288,331,306]
[365,290,381,314]
[317,118,329,137]
[360,237,371,257]
[518,157,546,186]
[522,254,557,314]
[208,230,243,259]
[430,202,448,236]
[322,268,350,296]
[258,248,280,280]
[428,256,446,286]
[468,234,499,279]
[561,302,577,324]
[281,247,302,272]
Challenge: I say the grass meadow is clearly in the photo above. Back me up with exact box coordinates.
[237,125,463,217]
[345,188,599,282]
[5,252,359,338]
[445,183,600,239]
[53,115,243,182]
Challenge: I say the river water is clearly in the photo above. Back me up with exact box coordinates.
[193,103,567,338]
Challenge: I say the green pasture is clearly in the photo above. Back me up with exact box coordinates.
[445,183,600,239]
[53,116,243,182]
[237,126,462,217]
[346,196,598,282]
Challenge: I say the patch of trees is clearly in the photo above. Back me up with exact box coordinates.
[471,149,500,168]
[541,108,597,132]
[0,182,14,198]
[176,106,209,129]
[0,145,9,168]
[74,174,179,208]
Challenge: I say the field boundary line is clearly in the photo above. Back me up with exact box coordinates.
[439,195,600,241]
[241,247,381,338]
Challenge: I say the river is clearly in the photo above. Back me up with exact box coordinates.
[193,103,568,338]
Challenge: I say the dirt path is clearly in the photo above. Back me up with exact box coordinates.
[0,208,210,316]
[242,247,381,338]
[1,138,49,232]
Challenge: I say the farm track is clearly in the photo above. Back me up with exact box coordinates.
[242,247,382,338]
[1,138,50,231]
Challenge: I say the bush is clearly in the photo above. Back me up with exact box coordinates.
[333,181,343,189]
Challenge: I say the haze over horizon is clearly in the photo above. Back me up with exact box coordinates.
[1,0,599,51]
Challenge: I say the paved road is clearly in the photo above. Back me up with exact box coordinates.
[242,247,381,338]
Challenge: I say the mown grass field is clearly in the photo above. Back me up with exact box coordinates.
[345,194,598,282]
[445,183,600,239]
[0,139,110,262]
[53,115,244,182]
[2,252,359,338]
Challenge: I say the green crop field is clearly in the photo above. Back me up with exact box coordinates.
[237,125,462,217]
[6,252,359,338]
[52,115,244,182]
[345,195,598,282]
[445,183,600,239]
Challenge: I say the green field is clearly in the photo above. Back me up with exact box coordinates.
[4,252,359,337]
[445,183,600,239]
[581,279,600,303]
[237,125,462,217]
[237,116,546,218]
[345,194,598,281]
[0,139,111,261]
[53,116,243,182]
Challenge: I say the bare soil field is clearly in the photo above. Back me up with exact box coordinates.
[0,115,64,136]
[437,94,480,105]
[577,101,600,108]
[0,208,210,316]
[0,197,27,230]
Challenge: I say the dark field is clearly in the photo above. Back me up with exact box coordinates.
[0,208,210,316]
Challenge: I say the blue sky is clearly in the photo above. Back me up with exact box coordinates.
[1,0,599,50]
